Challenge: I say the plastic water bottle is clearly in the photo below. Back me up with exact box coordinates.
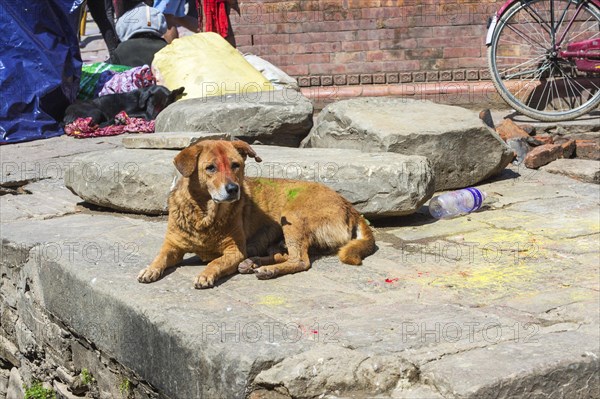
[429,188,487,219]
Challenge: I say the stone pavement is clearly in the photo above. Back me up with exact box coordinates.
[1,130,598,399]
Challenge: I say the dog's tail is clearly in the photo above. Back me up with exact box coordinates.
[338,215,376,265]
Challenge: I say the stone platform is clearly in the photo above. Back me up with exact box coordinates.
[1,134,599,399]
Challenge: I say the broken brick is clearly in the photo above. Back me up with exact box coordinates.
[533,134,554,145]
[560,139,576,159]
[524,144,562,169]
[575,140,600,160]
[496,119,530,141]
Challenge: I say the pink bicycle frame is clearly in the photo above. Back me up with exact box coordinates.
[486,0,600,72]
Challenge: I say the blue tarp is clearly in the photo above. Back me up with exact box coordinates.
[0,0,83,144]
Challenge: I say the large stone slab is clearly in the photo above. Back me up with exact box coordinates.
[122,132,230,149]
[155,89,314,147]
[65,149,179,215]
[302,98,514,190]
[2,148,599,399]
[541,158,600,184]
[64,146,435,218]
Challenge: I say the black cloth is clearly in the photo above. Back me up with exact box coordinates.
[110,35,167,67]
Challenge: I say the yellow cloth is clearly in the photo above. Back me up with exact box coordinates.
[152,32,274,99]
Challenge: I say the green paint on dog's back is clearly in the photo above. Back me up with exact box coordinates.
[286,187,304,201]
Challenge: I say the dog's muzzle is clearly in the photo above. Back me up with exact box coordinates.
[212,183,240,203]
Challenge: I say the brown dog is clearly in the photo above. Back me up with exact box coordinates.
[137,140,375,288]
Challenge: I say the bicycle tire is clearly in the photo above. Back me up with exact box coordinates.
[487,0,600,121]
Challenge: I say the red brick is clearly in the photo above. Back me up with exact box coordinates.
[290,31,358,43]
[435,59,461,70]
[235,34,253,47]
[458,57,488,68]
[405,48,443,60]
[342,40,379,52]
[286,54,330,65]
[496,119,531,141]
[414,72,426,82]
[440,70,453,81]
[417,37,450,47]
[309,63,347,75]
[400,73,412,83]
[534,135,554,145]
[253,34,290,45]
[348,74,360,85]
[361,7,396,19]
[334,75,347,85]
[386,73,399,83]
[333,52,366,63]
[271,23,305,34]
[282,64,309,76]
[426,71,439,81]
[373,73,386,84]
[575,140,600,160]
[467,70,480,80]
[479,68,491,80]
[380,38,418,50]
[303,42,343,53]
[524,144,563,169]
[297,77,311,87]
[443,47,482,58]
[321,75,333,86]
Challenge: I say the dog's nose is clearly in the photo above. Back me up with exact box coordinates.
[225,183,239,195]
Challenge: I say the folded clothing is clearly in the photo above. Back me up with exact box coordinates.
[78,62,132,100]
[99,65,156,96]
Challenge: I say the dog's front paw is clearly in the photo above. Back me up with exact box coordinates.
[138,267,162,283]
[254,266,278,280]
[194,273,216,289]
[238,258,259,274]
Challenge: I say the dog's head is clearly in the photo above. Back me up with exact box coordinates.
[173,140,262,203]
[139,85,185,119]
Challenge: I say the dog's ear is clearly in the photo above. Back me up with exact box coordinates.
[231,140,262,163]
[173,143,203,177]
[166,87,185,107]
[171,87,185,98]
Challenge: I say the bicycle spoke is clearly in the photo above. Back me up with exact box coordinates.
[505,24,549,49]
[521,1,554,38]
[498,54,547,76]
[554,1,573,39]
[562,18,600,43]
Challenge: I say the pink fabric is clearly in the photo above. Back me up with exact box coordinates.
[64,111,155,138]
[98,65,156,96]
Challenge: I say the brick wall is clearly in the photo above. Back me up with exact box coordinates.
[230,0,504,87]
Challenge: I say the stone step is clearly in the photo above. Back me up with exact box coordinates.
[2,212,598,399]
[302,98,514,191]
[64,146,436,218]
[541,158,600,184]
[155,90,314,148]
[122,132,231,149]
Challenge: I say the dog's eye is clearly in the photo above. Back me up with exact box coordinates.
[205,164,217,173]
[231,162,241,170]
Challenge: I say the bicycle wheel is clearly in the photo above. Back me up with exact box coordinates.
[488,0,600,121]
